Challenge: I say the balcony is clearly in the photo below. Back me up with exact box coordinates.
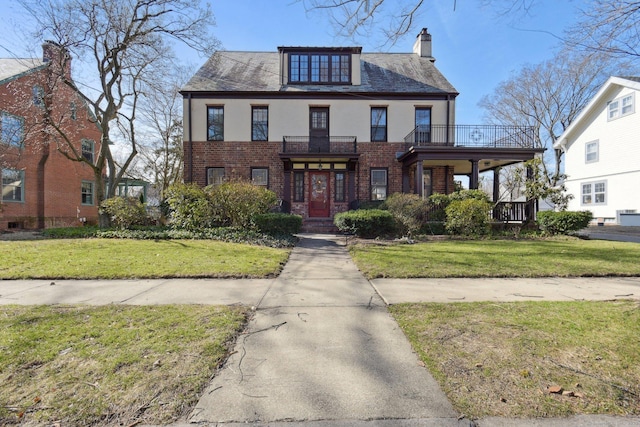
[282,136,357,154]
[404,125,537,150]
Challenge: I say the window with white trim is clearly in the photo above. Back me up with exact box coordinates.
[585,140,598,163]
[608,93,634,120]
[2,169,24,202]
[581,181,606,205]
[371,168,388,201]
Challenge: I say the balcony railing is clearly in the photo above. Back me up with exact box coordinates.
[404,125,536,149]
[282,136,357,154]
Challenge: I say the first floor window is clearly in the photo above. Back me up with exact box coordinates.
[207,106,224,141]
[252,106,268,141]
[294,171,304,202]
[81,181,94,205]
[371,107,387,142]
[252,168,268,187]
[82,139,95,163]
[1,112,24,147]
[335,172,345,202]
[581,181,606,205]
[207,167,225,186]
[371,168,388,201]
[2,169,24,202]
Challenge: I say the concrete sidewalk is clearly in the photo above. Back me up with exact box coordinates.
[1,234,639,426]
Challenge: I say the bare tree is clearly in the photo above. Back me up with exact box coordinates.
[567,0,640,59]
[17,0,218,225]
[303,0,538,45]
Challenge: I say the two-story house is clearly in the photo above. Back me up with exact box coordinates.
[0,42,102,230]
[181,29,543,230]
[554,76,640,225]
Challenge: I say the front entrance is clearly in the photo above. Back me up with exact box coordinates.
[309,171,330,217]
[309,107,329,152]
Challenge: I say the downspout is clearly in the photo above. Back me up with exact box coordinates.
[188,93,193,183]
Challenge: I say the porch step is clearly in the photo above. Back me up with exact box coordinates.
[301,218,339,234]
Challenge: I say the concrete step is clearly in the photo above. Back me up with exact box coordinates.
[301,218,338,233]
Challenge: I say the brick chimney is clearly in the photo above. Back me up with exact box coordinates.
[42,40,72,80]
[413,28,434,62]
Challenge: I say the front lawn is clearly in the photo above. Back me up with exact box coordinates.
[349,238,640,278]
[0,239,290,279]
[391,300,640,419]
[0,304,247,426]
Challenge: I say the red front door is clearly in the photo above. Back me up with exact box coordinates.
[309,171,330,217]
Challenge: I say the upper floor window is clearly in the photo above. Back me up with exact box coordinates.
[33,85,44,108]
[207,106,224,141]
[415,107,431,143]
[252,106,268,141]
[0,112,24,147]
[371,107,387,142]
[2,169,24,202]
[82,139,95,163]
[585,140,599,163]
[207,167,225,187]
[289,53,350,84]
[70,102,77,120]
[608,93,634,121]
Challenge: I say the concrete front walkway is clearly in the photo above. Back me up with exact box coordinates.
[189,234,460,425]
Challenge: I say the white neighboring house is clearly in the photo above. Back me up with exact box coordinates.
[554,76,640,225]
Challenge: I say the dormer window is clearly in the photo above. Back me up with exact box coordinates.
[282,47,360,85]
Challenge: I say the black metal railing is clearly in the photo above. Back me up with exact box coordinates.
[282,136,357,154]
[404,125,536,149]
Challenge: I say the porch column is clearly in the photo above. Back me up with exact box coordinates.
[469,160,479,189]
[348,167,356,207]
[402,166,410,193]
[415,160,424,197]
[525,164,535,222]
[493,167,501,202]
[283,164,292,213]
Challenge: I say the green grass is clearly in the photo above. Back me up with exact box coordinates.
[391,300,640,418]
[0,239,290,279]
[0,304,247,426]
[349,238,640,278]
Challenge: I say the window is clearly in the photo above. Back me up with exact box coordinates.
[608,93,635,120]
[2,169,24,202]
[371,107,387,142]
[294,171,304,202]
[289,53,350,84]
[581,181,606,205]
[335,172,345,202]
[415,107,431,143]
[81,181,94,205]
[207,167,225,186]
[82,139,94,163]
[585,140,599,163]
[33,85,44,107]
[70,102,77,120]
[251,168,268,187]
[252,106,268,141]
[371,168,388,201]
[1,112,24,147]
[207,106,224,141]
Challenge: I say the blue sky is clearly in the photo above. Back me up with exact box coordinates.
[2,0,586,124]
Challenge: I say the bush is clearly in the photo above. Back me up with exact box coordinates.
[445,198,492,236]
[382,193,430,236]
[254,213,302,235]
[334,209,395,238]
[537,210,593,235]
[165,183,216,230]
[207,181,278,228]
[99,197,149,229]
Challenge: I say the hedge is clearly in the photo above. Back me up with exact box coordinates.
[334,209,395,238]
[537,210,593,235]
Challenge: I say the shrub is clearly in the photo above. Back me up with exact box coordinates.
[334,209,395,238]
[445,198,492,236]
[537,210,593,235]
[99,197,149,229]
[165,183,216,230]
[383,193,430,236]
[254,213,302,235]
[207,181,278,228]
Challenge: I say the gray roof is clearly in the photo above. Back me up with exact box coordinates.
[182,50,458,95]
[0,58,46,84]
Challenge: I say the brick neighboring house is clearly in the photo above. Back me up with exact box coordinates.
[0,42,101,230]
[181,29,544,230]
